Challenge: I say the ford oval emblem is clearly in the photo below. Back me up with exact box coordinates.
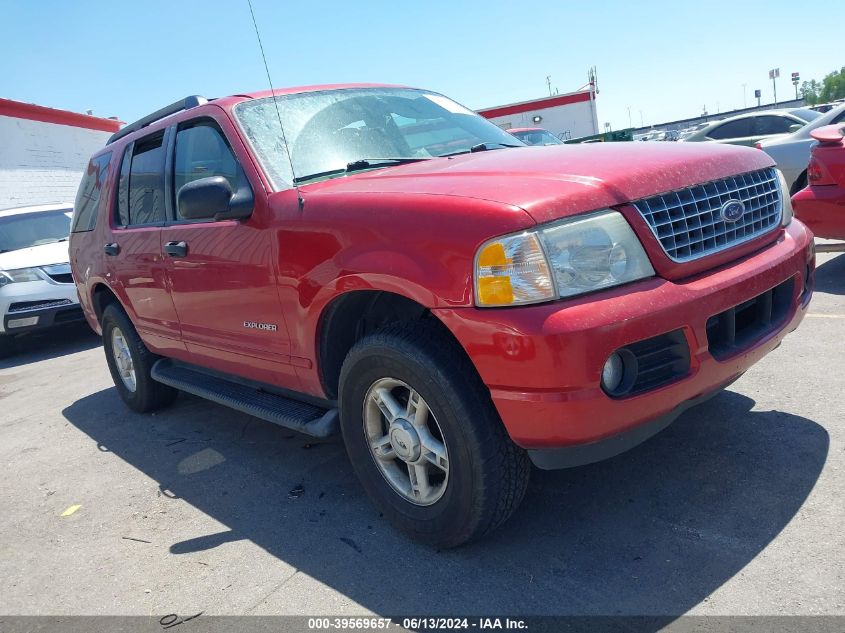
[720,199,745,223]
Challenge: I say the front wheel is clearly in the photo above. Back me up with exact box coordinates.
[339,321,530,548]
[101,304,177,413]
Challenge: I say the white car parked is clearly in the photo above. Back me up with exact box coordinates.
[758,102,845,194]
[0,203,83,358]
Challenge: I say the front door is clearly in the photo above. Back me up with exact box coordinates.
[160,117,298,388]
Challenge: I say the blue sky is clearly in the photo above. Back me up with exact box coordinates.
[0,0,838,130]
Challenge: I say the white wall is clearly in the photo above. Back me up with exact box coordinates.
[0,116,112,210]
[485,98,599,141]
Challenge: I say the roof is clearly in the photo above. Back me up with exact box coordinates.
[0,203,73,218]
[212,83,409,108]
[0,98,121,133]
[478,90,593,119]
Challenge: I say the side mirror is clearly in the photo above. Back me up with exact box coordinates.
[788,123,803,133]
[177,176,253,221]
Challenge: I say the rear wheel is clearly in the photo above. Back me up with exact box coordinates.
[339,321,530,548]
[791,170,808,196]
[101,304,177,412]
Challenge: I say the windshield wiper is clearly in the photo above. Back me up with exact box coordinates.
[439,142,522,158]
[294,157,431,184]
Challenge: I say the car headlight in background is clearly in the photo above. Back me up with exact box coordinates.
[475,210,655,307]
[776,169,793,227]
[0,268,42,287]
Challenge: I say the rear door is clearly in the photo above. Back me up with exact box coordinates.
[753,115,801,144]
[160,115,297,387]
[107,130,181,348]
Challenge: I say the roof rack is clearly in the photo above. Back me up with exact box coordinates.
[107,95,208,145]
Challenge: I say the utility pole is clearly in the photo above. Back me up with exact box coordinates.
[627,106,632,129]
[546,75,552,97]
[769,68,780,106]
[639,110,644,127]
[742,83,747,108]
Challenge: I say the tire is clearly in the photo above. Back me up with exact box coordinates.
[101,304,177,413]
[0,335,15,359]
[338,320,530,548]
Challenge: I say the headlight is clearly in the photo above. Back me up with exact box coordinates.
[475,232,555,306]
[776,169,793,226]
[474,210,655,307]
[0,268,42,287]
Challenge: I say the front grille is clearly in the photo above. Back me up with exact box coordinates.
[47,273,74,284]
[632,167,782,262]
[707,278,794,360]
[41,263,74,284]
[8,299,73,313]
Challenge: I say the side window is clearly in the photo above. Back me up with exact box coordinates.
[116,144,132,226]
[115,131,167,227]
[755,116,797,136]
[830,110,845,125]
[72,152,112,233]
[708,118,753,140]
[174,121,244,220]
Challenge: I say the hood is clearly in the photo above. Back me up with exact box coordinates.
[0,240,70,271]
[304,142,776,224]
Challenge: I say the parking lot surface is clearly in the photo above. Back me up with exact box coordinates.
[1,251,844,618]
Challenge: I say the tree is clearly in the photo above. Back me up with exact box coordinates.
[818,67,845,103]
[801,80,820,105]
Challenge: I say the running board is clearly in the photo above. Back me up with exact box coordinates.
[151,360,338,438]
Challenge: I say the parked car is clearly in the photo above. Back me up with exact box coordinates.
[757,103,845,194]
[0,203,85,358]
[70,85,814,547]
[507,127,563,145]
[681,108,821,146]
[792,124,845,240]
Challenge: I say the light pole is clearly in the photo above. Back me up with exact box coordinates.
[639,110,644,127]
[742,83,747,108]
[627,106,632,129]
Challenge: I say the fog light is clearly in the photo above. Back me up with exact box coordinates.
[601,352,624,392]
[7,316,38,328]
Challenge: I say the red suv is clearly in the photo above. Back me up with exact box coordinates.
[70,85,814,547]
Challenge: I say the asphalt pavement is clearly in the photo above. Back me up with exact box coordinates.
[1,250,843,618]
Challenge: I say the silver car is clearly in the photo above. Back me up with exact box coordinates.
[758,102,845,194]
[680,108,821,147]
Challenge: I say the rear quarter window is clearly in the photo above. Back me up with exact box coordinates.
[72,152,112,233]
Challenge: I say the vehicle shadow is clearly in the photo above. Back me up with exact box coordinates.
[0,323,100,370]
[814,251,845,295]
[62,388,827,618]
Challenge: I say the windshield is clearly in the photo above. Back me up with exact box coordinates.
[0,209,72,253]
[510,130,563,146]
[234,87,525,186]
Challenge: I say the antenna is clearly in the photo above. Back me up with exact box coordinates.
[246,0,302,207]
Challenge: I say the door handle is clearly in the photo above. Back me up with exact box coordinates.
[164,241,188,258]
[103,243,120,256]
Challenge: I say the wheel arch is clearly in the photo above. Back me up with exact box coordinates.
[316,289,474,400]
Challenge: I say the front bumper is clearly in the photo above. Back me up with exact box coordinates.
[0,279,83,335]
[793,185,845,240]
[434,220,814,465]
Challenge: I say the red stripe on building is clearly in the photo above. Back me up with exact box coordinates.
[0,98,121,133]
[478,91,592,119]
